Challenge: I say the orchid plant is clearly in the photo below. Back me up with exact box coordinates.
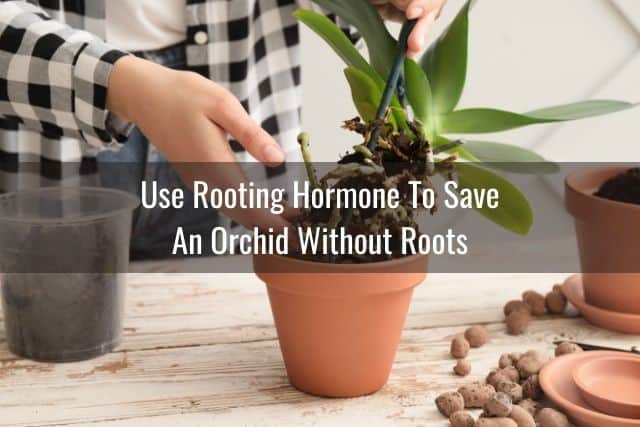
[293,0,635,241]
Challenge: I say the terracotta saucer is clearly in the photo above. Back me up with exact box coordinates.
[540,351,640,427]
[562,275,640,334]
[573,356,640,419]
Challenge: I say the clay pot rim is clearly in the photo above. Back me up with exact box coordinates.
[573,356,640,408]
[254,252,428,273]
[566,166,640,226]
[562,275,640,331]
[566,166,640,215]
[539,351,640,426]
[254,253,428,296]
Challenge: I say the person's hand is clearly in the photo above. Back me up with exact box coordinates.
[106,55,291,232]
[370,0,447,57]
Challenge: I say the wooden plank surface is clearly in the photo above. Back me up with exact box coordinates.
[0,265,635,426]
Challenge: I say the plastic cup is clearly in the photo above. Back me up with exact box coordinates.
[0,187,139,362]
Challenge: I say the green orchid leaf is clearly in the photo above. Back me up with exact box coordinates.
[354,101,378,122]
[344,68,400,129]
[440,108,556,133]
[344,68,382,120]
[455,163,533,235]
[463,140,559,174]
[310,0,397,77]
[404,59,432,126]
[293,10,382,85]
[295,9,408,127]
[420,0,471,113]
[526,100,636,120]
[432,135,457,149]
[432,136,477,161]
[440,100,636,133]
[389,106,409,131]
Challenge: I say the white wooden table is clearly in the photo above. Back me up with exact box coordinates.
[0,257,636,427]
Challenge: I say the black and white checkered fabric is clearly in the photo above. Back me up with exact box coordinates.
[0,0,357,190]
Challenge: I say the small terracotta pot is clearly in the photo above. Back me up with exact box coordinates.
[253,254,428,397]
[565,167,640,314]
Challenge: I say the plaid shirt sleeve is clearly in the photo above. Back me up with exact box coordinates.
[0,1,131,149]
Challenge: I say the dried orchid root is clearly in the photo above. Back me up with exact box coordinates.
[297,132,320,189]
[294,108,464,263]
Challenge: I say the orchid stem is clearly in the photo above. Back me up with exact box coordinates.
[366,19,417,151]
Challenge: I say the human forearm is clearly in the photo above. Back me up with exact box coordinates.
[106,55,292,230]
[106,55,284,164]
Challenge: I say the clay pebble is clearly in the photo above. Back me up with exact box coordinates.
[508,404,535,427]
[517,399,539,417]
[506,310,530,336]
[536,408,569,427]
[498,353,521,369]
[458,383,496,409]
[503,300,530,317]
[516,350,548,379]
[474,418,517,427]
[554,341,583,357]
[495,380,523,403]
[454,359,472,377]
[465,325,490,348]
[545,290,567,315]
[522,291,546,316]
[483,392,513,417]
[450,410,475,427]
[435,391,465,417]
[521,375,543,401]
[451,335,471,359]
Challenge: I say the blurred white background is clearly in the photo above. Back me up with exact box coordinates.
[300,0,640,162]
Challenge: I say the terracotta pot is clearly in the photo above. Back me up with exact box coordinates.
[565,167,640,314]
[253,254,428,397]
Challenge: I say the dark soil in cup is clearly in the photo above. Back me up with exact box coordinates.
[594,167,640,205]
[2,273,125,362]
[0,216,130,362]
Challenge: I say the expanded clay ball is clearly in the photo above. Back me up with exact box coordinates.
[503,300,530,316]
[495,380,523,403]
[545,290,567,315]
[501,366,520,383]
[483,392,513,417]
[435,391,465,417]
[498,353,521,369]
[506,310,531,335]
[454,359,472,377]
[536,408,569,427]
[451,335,471,359]
[474,418,517,427]
[486,367,519,387]
[555,341,583,357]
[450,410,475,427]
[522,375,543,401]
[517,399,540,417]
[516,350,549,379]
[508,405,535,427]
[458,383,496,409]
[486,369,510,388]
[522,291,546,316]
[488,367,518,385]
[465,325,490,348]
[498,354,513,369]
